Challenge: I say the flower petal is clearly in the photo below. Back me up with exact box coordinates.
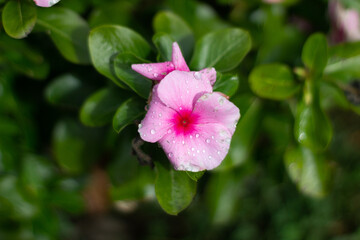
[197,68,217,85]
[172,42,190,72]
[131,62,175,81]
[138,85,176,143]
[193,92,240,135]
[159,123,232,171]
[34,0,60,7]
[157,71,213,111]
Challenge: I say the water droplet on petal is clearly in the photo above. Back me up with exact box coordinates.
[217,151,221,155]
[202,150,206,153]
[190,135,193,139]
[197,150,200,153]
[153,73,159,77]
[206,139,211,143]
[167,129,172,134]
[138,123,142,129]
[182,141,185,145]
[208,155,212,159]
[211,136,214,139]
[195,134,200,138]
[191,148,195,151]
[150,129,156,134]
[168,153,173,158]
[194,72,202,80]
[226,138,231,143]
[158,113,162,118]
[179,107,182,110]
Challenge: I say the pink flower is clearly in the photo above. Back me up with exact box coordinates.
[137,70,240,172]
[132,42,216,85]
[330,0,360,42]
[33,0,60,7]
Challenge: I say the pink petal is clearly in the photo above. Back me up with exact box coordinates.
[34,0,60,7]
[193,92,240,135]
[172,42,190,72]
[138,85,176,143]
[197,68,217,85]
[131,62,175,81]
[159,123,232,171]
[157,71,212,112]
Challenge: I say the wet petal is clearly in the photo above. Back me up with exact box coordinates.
[132,62,175,81]
[197,68,217,85]
[159,123,232,171]
[138,85,176,143]
[157,71,212,111]
[193,92,240,135]
[172,42,190,72]
[34,0,60,7]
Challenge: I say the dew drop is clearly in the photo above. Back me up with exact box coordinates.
[179,107,183,110]
[153,73,159,78]
[193,153,196,157]
[182,140,185,145]
[150,129,156,134]
[191,148,195,151]
[167,129,172,134]
[218,97,225,105]
[202,150,206,153]
[172,140,176,144]
[138,123,142,129]
[158,113,162,118]
[197,150,200,153]
[211,135,214,139]
[206,139,211,143]
[226,138,231,143]
[168,153,173,158]
[208,155,212,159]
[190,135,193,139]
[195,134,200,138]
[217,151,221,155]
[194,72,202,80]
[147,66,153,72]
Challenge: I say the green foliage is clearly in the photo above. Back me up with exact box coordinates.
[301,33,328,77]
[112,97,145,133]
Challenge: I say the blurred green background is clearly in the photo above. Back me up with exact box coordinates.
[1,0,360,239]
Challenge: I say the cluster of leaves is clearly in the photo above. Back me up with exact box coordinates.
[1,0,360,239]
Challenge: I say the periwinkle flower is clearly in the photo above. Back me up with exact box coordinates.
[33,0,60,7]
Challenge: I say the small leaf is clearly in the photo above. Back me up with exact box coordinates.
[301,33,328,77]
[2,0,37,39]
[186,171,205,182]
[80,87,131,127]
[155,157,196,215]
[89,25,151,87]
[153,11,194,60]
[45,74,96,108]
[294,81,333,152]
[190,28,251,72]
[213,73,239,97]
[284,145,332,198]
[153,33,174,62]
[37,7,90,64]
[249,63,300,100]
[113,53,152,99]
[112,97,145,133]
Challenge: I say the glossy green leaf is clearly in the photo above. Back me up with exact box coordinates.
[113,97,145,133]
[301,33,328,76]
[89,1,134,27]
[80,87,131,127]
[45,74,96,108]
[186,171,205,182]
[213,73,239,97]
[294,81,333,152]
[284,145,331,198]
[249,63,300,100]
[153,32,174,62]
[2,0,37,39]
[153,11,194,60]
[37,7,90,64]
[155,158,196,215]
[325,42,360,82]
[217,96,262,171]
[52,119,104,174]
[113,53,152,99]
[89,25,151,87]
[190,28,251,72]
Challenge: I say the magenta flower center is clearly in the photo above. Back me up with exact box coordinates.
[172,109,199,136]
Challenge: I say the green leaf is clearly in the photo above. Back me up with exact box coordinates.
[186,171,205,182]
[2,0,37,39]
[155,158,196,215]
[153,11,194,60]
[301,33,328,77]
[80,87,131,127]
[190,28,251,72]
[52,119,104,174]
[153,32,174,62]
[45,74,96,108]
[249,63,300,100]
[325,42,360,82]
[217,96,262,171]
[284,145,332,198]
[213,73,239,97]
[294,82,333,152]
[89,25,151,87]
[113,53,152,99]
[113,97,145,133]
[21,154,53,198]
[37,7,90,64]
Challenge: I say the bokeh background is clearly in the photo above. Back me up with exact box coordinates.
[1,0,360,239]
